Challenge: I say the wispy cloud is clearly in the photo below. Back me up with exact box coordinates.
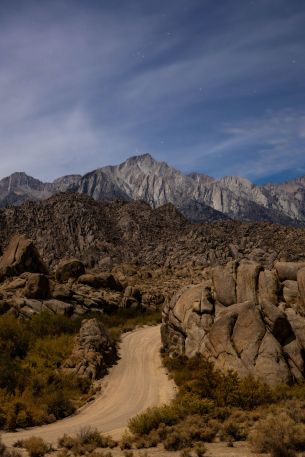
[175,109,305,182]
[0,0,304,181]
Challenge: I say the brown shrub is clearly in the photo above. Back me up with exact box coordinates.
[120,432,134,450]
[20,437,51,457]
[58,428,116,455]
[0,438,22,457]
[250,412,305,457]
[220,410,256,441]
[194,443,207,457]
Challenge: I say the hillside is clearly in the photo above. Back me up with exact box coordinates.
[1,193,305,270]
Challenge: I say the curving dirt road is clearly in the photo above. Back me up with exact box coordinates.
[2,325,175,446]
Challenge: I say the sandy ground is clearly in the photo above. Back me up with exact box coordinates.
[108,442,265,457]
[2,325,176,447]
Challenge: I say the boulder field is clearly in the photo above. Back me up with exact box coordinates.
[162,259,305,385]
[0,235,164,319]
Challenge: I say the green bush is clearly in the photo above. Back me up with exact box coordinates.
[163,353,273,409]
[59,428,116,455]
[0,315,30,358]
[128,404,179,436]
[163,430,191,451]
[46,392,75,419]
[0,313,86,430]
[77,427,115,448]
[97,309,161,339]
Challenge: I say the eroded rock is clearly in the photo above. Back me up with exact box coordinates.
[162,259,305,385]
[63,318,116,380]
[0,235,47,280]
[24,273,50,299]
[55,259,85,283]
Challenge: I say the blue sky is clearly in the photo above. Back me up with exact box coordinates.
[0,0,305,183]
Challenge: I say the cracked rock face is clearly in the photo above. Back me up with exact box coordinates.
[63,318,116,381]
[0,234,48,279]
[161,260,305,385]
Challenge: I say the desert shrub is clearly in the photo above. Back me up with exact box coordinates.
[58,434,76,449]
[221,417,247,441]
[0,313,86,430]
[87,453,113,457]
[98,309,161,339]
[134,428,160,449]
[177,394,215,416]
[46,392,75,420]
[0,315,30,358]
[77,426,115,448]
[250,411,305,456]
[194,443,207,457]
[123,451,134,457]
[163,353,274,409]
[59,427,116,455]
[220,410,256,441]
[27,313,81,339]
[163,430,191,451]
[237,375,274,408]
[128,404,179,436]
[281,400,305,424]
[180,449,192,457]
[120,432,134,450]
[0,439,22,457]
[0,439,6,457]
[20,437,51,457]
[174,416,219,443]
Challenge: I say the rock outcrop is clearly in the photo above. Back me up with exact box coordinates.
[0,235,168,319]
[55,259,86,283]
[24,273,50,299]
[162,260,305,385]
[0,235,47,280]
[63,318,116,380]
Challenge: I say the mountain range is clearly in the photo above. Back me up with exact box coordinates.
[1,153,305,225]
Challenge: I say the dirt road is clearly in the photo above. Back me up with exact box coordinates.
[2,325,176,446]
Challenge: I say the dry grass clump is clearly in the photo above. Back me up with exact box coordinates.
[220,409,258,442]
[193,443,207,457]
[15,437,52,457]
[250,411,305,457]
[58,450,113,457]
[58,427,116,455]
[123,451,134,457]
[119,432,134,450]
[0,438,22,457]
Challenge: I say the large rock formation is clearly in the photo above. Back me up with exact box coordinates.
[0,235,47,280]
[55,259,85,283]
[162,260,305,385]
[0,236,166,319]
[63,318,116,380]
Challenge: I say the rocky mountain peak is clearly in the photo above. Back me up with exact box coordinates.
[0,172,45,191]
[188,172,215,185]
[0,154,305,226]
